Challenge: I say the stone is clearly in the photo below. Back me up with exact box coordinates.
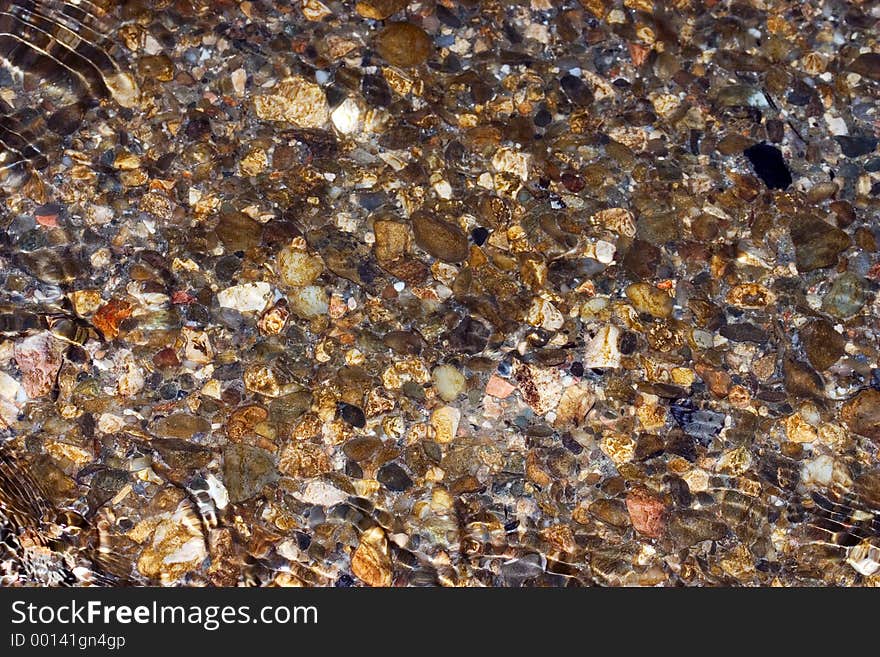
[153,413,211,439]
[13,332,63,398]
[351,526,392,587]
[801,319,845,371]
[222,444,279,504]
[849,52,880,80]
[136,503,208,585]
[822,272,869,318]
[583,324,621,368]
[790,216,850,272]
[375,23,433,68]
[373,218,411,263]
[432,364,466,402]
[625,282,673,318]
[430,405,461,444]
[254,77,329,127]
[411,211,468,263]
[278,246,324,287]
[377,462,413,491]
[626,489,666,538]
[288,285,329,318]
[217,282,273,313]
[743,142,791,189]
[841,389,880,443]
[835,135,878,158]
[355,0,407,20]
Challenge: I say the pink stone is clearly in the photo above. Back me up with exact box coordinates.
[485,374,516,399]
[13,333,62,398]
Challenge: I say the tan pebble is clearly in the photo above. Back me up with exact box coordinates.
[254,77,328,127]
[278,245,324,287]
[626,282,673,318]
[430,405,461,444]
[352,526,392,587]
[583,324,621,369]
[288,286,329,318]
[432,364,466,402]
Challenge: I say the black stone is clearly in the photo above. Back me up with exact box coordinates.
[569,361,584,377]
[471,226,490,246]
[361,73,392,108]
[720,322,768,343]
[835,135,878,158]
[534,108,552,127]
[377,462,413,491]
[744,142,791,189]
[338,402,366,428]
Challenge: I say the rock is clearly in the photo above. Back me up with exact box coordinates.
[373,217,411,263]
[669,400,725,445]
[343,436,382,462]
[215,210,262,252]
[278,441,331,478]
[743,142,791,189]
[153,412,211,439]
[725,283,775,308]
[278,246,324,287]
[801,319,845,371]
[222,444,278,503]
[835,135,878,158]
[136,503,208,584]
[430,405,461,444]
[375,22,433,68]
[625,489,666,538]
[668,509,727,548]
[625,282,673,318]
[377,462,413,491]
[790,216,850,272]
[783,358,824,400]
[293,479,348,506]
[719,322,767,343]
[351,526,392,587]
[588,499,631,528]
[513,362,564,416]
[355,0,407,20]
[217,282,273,313]
[180,327,213,364]
[288,285,329,318]
[485,374,516,399]
[432,364,466,402]
[583,324,621,368]
[822,272,869,318]
[92,299,134,340]
[13,332,63,398]
[849,52,880,80]
[411,211,468,263]
[841,389,880,443]
[254,77,329,127]
[338,402,366,428]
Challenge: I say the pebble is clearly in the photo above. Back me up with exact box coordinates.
[217,282,273,313]
[411,211,469,263]
[432,364,466,402]
[375,22,433,68]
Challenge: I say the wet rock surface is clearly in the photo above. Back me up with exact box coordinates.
[0,0,879,588]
